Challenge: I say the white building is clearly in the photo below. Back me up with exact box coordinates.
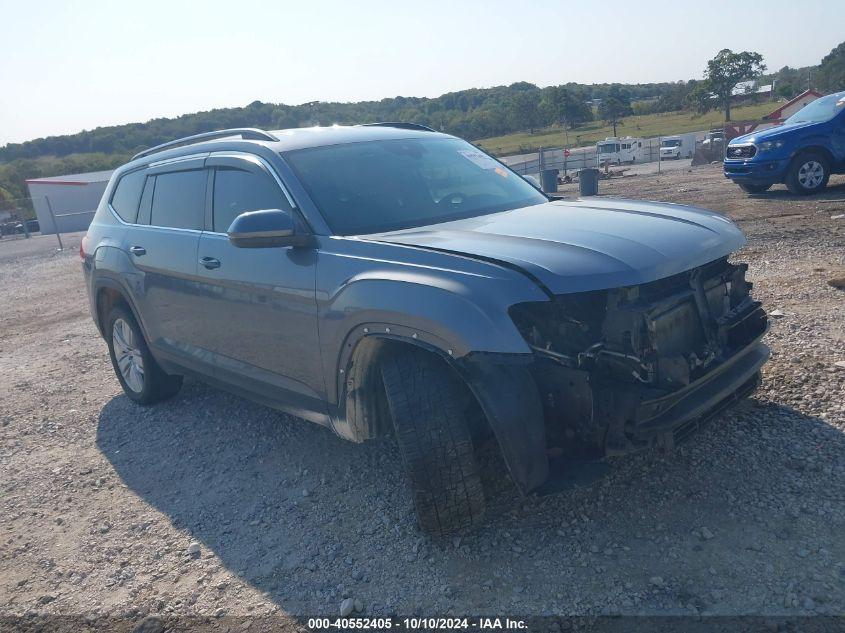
[764,89,824,121]
[26,170,113,235]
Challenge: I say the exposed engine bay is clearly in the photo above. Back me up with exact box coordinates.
[510,257,768,456]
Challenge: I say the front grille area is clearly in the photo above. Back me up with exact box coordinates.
[514,258,765,390]
[522,258,768,457]
[727,144,756,159]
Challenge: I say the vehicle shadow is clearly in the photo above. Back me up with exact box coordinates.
[95,378,418,614]
[96,380,845,615]
[747,178,845,200]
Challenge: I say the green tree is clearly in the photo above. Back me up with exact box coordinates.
[507,90,542,134]
[816,41,845,94]
[685,83,714,114]
[0,185,14,206]
[598,85,632,137]
[565,89,593,128]
[654,80,699,113]
[770,66,803,98]
[540,86,592,130]
[704,49,766,121]
[539,87,566,127]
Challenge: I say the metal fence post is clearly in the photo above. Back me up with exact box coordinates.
[657,136,662,173]
[44,195,63,251]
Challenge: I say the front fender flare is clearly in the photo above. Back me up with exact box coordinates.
[335,331,549,495]
[459,352,549,494]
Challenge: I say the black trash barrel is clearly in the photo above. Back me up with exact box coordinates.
[578,168,599,196]
[540,169,559,193]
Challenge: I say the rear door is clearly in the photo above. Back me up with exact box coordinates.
[194,153,325,420]
[127,157,209,370]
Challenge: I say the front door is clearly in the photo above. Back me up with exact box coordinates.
[194,154,325,420]
[833,111,845,165]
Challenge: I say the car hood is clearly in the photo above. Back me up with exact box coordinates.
[731,120,818,145]
[366,199,746,295]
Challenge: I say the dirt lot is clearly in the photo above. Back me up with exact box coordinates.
[1,165,844,625]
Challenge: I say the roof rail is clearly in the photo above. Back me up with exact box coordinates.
[132,128,280,161]
[359,122,436,132]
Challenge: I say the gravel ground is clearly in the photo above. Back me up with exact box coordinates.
[1,165,844,624]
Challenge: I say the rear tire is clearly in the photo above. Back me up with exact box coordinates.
[106,305,182,405]
[785,151,830,195]
[739,183,771,194]
[381,348,485,536]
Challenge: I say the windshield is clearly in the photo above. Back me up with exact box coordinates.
[784,91,845,125]
[597,143,619,154]
[661,139,681,147]
[284,137,547,235]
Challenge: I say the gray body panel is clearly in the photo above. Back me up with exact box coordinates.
[314,235,548,407]
[367,198,746,294]
[193,232,325,409]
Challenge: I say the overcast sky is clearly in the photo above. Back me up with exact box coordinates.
[1,0,843,146]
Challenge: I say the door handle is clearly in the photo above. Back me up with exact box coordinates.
[129,245,146,256]
[200,256,221,270]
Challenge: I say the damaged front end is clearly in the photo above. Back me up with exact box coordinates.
[510,257,769,457]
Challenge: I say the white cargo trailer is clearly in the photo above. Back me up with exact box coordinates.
[659,133,697,160]
[596,137,644,165]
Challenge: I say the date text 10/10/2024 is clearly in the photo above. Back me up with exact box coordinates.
[307,617,528,630]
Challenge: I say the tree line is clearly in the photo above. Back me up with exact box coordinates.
[2,40,843,209]
[0,81,677,164]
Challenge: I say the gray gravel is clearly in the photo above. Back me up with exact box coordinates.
[1,167,844,620]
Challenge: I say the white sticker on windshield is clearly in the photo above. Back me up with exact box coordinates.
[458,149,500,170]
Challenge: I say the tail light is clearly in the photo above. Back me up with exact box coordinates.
[80,235,89,260]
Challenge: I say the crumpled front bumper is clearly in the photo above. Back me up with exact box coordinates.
[629,334,769,439]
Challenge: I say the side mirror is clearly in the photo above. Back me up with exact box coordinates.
[227,209,309,248]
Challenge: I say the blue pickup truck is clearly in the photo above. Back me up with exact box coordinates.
[724,90,845,195]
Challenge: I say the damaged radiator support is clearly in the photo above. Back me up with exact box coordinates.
[509,257,768,457]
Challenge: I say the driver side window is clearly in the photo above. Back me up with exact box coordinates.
[212,167,292,232]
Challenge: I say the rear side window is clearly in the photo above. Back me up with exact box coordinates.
[110,170,146,222]
[212,167,291,232]
[137,176,155,225]
[150,170,207,230]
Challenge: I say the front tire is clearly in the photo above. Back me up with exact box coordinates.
[785,152,830,195]
[739,183,772,194]
[381,349,485,536]
[106,305,182,404]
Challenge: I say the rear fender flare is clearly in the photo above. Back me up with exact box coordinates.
[91,275,146,340]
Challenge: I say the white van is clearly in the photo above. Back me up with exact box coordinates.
[596,137,644,165]
[660,133,696,160]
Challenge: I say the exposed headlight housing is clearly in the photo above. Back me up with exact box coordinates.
[757,140,785,152]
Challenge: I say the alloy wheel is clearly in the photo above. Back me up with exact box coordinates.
[112,318,145,393]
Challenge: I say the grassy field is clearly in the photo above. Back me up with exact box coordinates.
[477,102,776,156]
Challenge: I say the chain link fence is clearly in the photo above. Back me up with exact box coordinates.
[0,196,39,240]
[0,194,92,250]
[503,137,683,177]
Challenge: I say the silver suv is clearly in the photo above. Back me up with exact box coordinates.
[82,125,769,535]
